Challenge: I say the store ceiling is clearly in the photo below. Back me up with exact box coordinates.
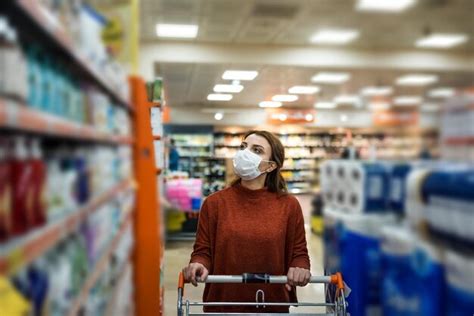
[140,0,474,51]
[139,0,474,110]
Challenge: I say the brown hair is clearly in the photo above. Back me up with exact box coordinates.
[232,130,288,195]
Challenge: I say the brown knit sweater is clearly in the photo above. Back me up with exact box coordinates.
[190,184,311,313]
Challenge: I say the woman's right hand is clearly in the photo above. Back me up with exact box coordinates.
[182,263,209,286]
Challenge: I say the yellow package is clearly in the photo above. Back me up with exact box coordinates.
[0,276,31,316]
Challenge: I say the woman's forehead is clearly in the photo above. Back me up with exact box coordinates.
[244,134,270,149]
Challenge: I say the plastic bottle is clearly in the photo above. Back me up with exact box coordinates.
[29,139,47,228]
[10,136,34,235]
[0,137,12,242]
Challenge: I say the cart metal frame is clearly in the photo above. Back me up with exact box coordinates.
[177,272,347,316]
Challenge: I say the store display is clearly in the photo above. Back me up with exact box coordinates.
[440,92,474,162]
[445,250,474,315]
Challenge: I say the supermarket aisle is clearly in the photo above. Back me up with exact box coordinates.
[163,194,325,315]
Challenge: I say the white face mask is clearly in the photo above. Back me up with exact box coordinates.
[233,149,272,181]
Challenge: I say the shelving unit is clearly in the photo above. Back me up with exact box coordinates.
[7,0,132,111]
[67,211,133,316]
[0,179,134,275]
[0,1,164,314]
[0,99,133,144]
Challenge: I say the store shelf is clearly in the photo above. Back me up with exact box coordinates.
[0,179,133,275]
[177,144,212,148]
[287,157,325,160]
[0,99,133,144]
[67,212,133,316]
[286,179,318,183]
[104,262,132,316]
[180,155,212,158]
[443,137,474,145]
[10,0,132,111]
[282,168,319,171]
[153,135,162,140]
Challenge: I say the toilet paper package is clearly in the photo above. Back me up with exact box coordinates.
[339,213,396,316]
[381,227,445,316]
[322,207,351,274]
[445,250,474,316]
[405,168,431,227]
[422,168,474,243]
[321,160,390,213]
[388,163,412,214]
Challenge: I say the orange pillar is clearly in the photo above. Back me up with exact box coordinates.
[130,76,162,315]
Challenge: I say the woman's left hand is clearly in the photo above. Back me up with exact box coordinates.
[286,267,311,291]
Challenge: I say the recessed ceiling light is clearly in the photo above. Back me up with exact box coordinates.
[305,114,314,122]
[396,74,438,86]
[156,24,199,38]
[213,84,244,93]
[394,96,423,105]
[288,86,321,94]
[340,114,348,122]
[272,95,298,102]
[334,95,361,105]
[428,87,455,98]
[361,86,393,96]
[310,29,359,45]
[314,102,337,109]
[416,33,468,49]
[222,70,258,81]
[279,114,288,121]
[368,102,391,110]
[259,101,282,108]
[421,103,441,112]
[311,72,351,84]
[207,94,233,101]
[356,0,416,12]
[214,112,224,120]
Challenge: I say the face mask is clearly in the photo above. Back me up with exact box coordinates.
[233,149,271,181]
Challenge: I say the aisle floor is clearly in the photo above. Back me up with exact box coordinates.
[162,195,325,315]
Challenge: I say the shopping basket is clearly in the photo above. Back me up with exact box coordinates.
[177,272,348,315]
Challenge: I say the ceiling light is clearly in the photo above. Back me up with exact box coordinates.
[279,114,287,121]
[288,86,320,94]
[356,0,416,12]
[272,95,299,102]
[214,112,224,120]
[396,74,438,86]
[394,96,423,105]
[156,24,198,38]
[207,94,233,101]
[314,102,337,109]
[416,33,468,49]
[310,29,359,45]
[361,86,393,96]
[311,72,350,84]
[305,114,314,122]
[259,101,282,108]
[213,84,244,93]
[334,95,361,105]
[421,103,440,112]
[368,102,391,111]
[222,70,258,81]
[340,114,348,122]
[428,87,455,98]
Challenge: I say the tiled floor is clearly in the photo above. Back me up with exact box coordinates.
[162,194,326,315]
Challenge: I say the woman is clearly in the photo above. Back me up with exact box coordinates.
[182,130,311,313]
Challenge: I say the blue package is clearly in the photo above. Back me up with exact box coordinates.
[422,169,474,202]
[389,163,412,214]
[381,228,445,316]
[339,215,388,316]
[445,250,474,316]
[361,163,390,212]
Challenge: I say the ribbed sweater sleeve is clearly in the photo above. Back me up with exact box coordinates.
[289,200,311,269]
[189,199,212,271]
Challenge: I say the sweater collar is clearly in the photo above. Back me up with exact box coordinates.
[233,183,269,199]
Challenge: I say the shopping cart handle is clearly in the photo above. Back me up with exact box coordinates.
[178,272,345,290]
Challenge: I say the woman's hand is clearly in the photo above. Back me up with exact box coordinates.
[182,263,209,286]
[286,267,311,291]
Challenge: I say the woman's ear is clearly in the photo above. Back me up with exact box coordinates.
[266,161,277,173]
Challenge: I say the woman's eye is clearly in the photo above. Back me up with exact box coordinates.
[253,148,262,154]
[239,144,246,150]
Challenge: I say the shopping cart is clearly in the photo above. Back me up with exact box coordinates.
[177,272,348,315]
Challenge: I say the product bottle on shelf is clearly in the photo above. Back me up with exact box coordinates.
[0,137,12,242]
[10,136,34,236]
[29,139,47,228]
